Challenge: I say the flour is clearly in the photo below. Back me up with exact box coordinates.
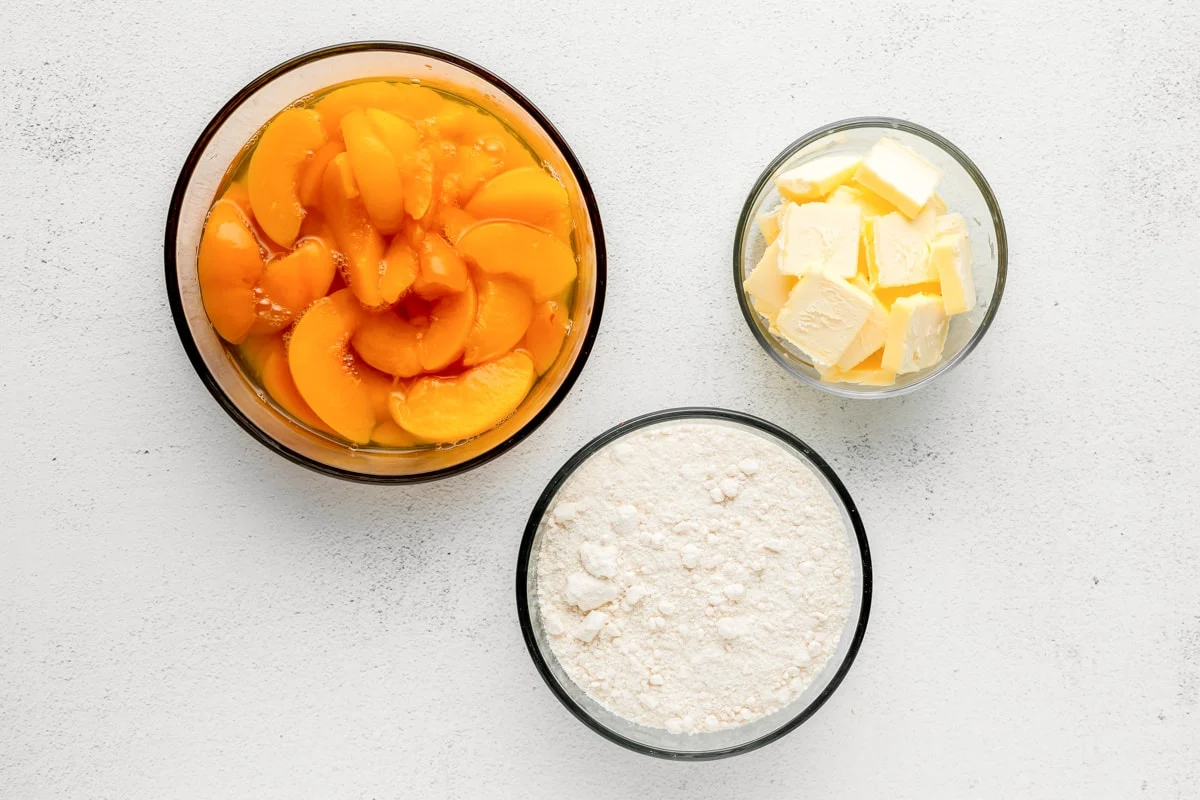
[535,420,854,733]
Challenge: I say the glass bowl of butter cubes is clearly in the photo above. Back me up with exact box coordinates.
[734,117,1007,397]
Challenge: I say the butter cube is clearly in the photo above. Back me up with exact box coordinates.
[910,197,945,240]
[827,183,895,219]
[935,212,968,237]
[853,137,941,219]
[775,273,874,367]
[776,154,862,203]
[932,231,976,315]
[742,240,796,322]
[757,204,784,244]
[818,351,896,386]
[881,293,948,374]
[872,212,936,287]
[836,291,890,370]
[777,202,861,279]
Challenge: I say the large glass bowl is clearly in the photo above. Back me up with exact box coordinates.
[734,117,1006,398]
[165,42,605,482]
[516,408,872,759]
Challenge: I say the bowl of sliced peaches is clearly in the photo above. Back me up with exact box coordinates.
[166,43,605,481]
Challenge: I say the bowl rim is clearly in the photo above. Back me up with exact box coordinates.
[733,116,1008,399]
[164,41,607,483]
[515,407,873,760]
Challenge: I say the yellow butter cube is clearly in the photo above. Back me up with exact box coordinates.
[881,293,948,374]
[827,183,896,219]
[818,351,896,386]
[777,201,861,279]
[743,240,796,322]
[932,230,976,315]
[853,137,941,219]
[872,212,936,288]
[836,290,890,370]
[757,204,784,244]
[775,273,874,367]
[935,212,968,237]
[776,154,862,203]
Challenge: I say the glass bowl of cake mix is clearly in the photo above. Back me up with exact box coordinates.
[515,408,872,759]
[734,117,1006,398]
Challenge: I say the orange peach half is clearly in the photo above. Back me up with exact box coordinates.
[456,220,576,302]
[521,299,570,375]
[389,351,535,443]
[465,166,571,243]
[198,200,265,344]
[248,108,327,248]
[287,289,376,444]
[462,273,533,366]
[320,152,386,308]
[341,109,406,234]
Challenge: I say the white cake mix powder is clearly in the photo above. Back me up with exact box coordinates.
[535,419,855,734]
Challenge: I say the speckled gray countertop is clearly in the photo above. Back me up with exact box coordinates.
[2,1,1198,797]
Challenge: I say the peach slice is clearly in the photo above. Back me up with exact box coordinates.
[521,299,570,375]
[463,274,533,366]
[418,275,477,372]
[288,289,375,443]
[321,152,386,308]
[378,235,419,304]
[403,146,436,221]
[313,81,408,140]
[351,311,423,378]
[366,109,434,222]
[453,146,506,205]
[438,206,477,245]
[237,332,281,378]
[198,200,265,344]
[465,166,571,243]
[259,340,336,435]
[341,109,406,234]
[413,231,469,299]
[357,361,398,424]
[456,220,576,302]
[388,83,445,122]
[370,419,425,448]
[298,141,345,209]
[389,351,535,442]
[257,238,337,326]
[248,108,327,248]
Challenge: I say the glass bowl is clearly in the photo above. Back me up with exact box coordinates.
[734,117,1006,398]
[165,42,605,483]
[515,408,872,760]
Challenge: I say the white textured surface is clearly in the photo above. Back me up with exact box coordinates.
[2,1,1198,796]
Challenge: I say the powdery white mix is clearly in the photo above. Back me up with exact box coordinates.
[536,420,854,734]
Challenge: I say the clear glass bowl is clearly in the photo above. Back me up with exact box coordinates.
[516,408,872,759]
[734,117,1007,398]
[165,42,605,482]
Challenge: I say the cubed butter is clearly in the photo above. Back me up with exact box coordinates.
[853,137,941,219]
[836,290,889,370]
[872,212,936,287]
[818,351,896,386]
[911,201,940,240]
[742,240,796,322]
[932,231,976,315]
[776,154,862,203]
[777,202,861,279]
[881,293,948,374]
[873,281,942,308]
[935,212,968,237]
[774,272,874,367]
[827,183,896,219]
[757,204,784,244]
